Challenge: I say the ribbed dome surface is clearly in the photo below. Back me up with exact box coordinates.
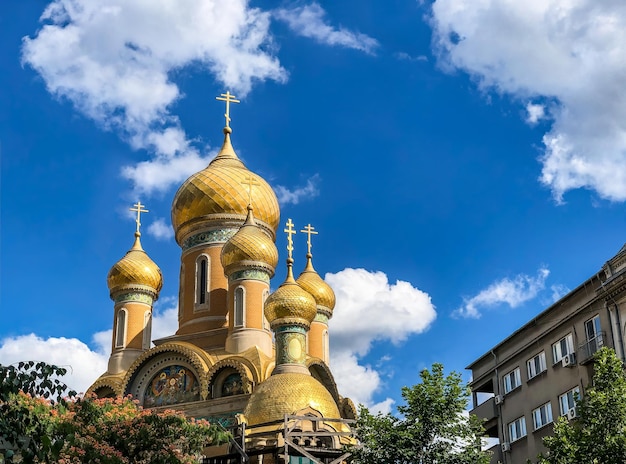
[221,208,278,274]
[244,373,341,426]
[171,131,280,242]
[107,235,163,296]
[264,270,317,325]
[296,257,335,315]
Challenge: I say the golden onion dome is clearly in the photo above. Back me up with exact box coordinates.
[107,233,163,297]
[171,128,280,243]
[296,255,336,317]
[221,206,279,275]
[264,262,317,326]
[244,373,341,426]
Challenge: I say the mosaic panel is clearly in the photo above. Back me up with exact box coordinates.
[229,269,270,283]
[144,365,201,407]
[183,228,237,250]
[114,292,154,305]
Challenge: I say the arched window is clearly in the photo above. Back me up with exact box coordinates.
[195,255,209,306]
[115,308,127,348]
[234,287,245,327]
[323,330,330,364]
[142,311,152,349]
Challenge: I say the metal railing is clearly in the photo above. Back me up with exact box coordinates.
[578,332,606,363]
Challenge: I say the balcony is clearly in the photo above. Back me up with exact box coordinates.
[471,396,498,423]
[578,332,606,364]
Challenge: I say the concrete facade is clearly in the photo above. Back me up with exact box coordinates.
[467,243,626,464]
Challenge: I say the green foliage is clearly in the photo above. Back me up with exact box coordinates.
[351,363,491,464]
[539,347,626,464]
[0,361,229,463]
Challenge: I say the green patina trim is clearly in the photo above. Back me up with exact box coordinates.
[276,328,307,366]
[201,411,240,428]
[229,269,270,283]
[183,228,237,250]
[114,292,154,305]
[275,325,307,335]
[314,313,329,324]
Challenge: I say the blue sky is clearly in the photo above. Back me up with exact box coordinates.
[2,0,625,412]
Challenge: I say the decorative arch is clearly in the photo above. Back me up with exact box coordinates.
[206,358,255,399]
[86,376,124,398]
[122,342,213,404]
[307,359,340,404]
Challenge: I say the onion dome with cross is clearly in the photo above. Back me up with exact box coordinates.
[171,91,280,244]
[107,202,163,298]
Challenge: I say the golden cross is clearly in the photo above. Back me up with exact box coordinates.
[215,91,240,128]
[130,201,149,234]
[242,175,260,207]
[284,218,296,260]
[300,224,318,255]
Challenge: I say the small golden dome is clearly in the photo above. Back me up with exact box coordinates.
[296,255,335,316]
[221,206,279,275]
[264,263,317,326]
[171,129,280,243]
[244,373,341,426]
[107,233,163,297]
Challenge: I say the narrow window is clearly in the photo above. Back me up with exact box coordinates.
[142,311,152,350]
[503,367,521,394]
[115,309,127,348]
[323,329,329,363]
[234,287,245,327]
[507,416,527,442]
[552,333,574,363]
[583,315,603,358]
[532,402,553,430]
[196,256,209,305]
[559,387,580,415]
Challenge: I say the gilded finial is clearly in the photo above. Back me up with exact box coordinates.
[284,219,296,262]
[300,224,318,257]
[242,175,260,208]
[130,201,148,236]
[215,91,240,130]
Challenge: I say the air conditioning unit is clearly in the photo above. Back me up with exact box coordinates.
[567,407,577,420]
[501,442,511,452]
[495,394,504,405]
[562,353,576,368]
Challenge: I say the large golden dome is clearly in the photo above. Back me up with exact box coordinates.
[107,234,163,297]
[264,264,317,326]
[244,373,341,426]
[171,129,280,243]
[221,206,279,275]
[296,256,335,316]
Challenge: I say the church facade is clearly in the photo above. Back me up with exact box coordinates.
[87,93,356,463]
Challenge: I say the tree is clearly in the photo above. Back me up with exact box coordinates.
[539,347,626,464]
[351,363,491,464]
[1,361,229,463]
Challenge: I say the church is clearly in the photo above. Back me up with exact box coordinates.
[87,92,357,463]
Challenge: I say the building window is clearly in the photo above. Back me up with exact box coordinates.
[527,352,547,380]
[508,416,527,442]
[234,287,245,327]
[532,402,553,430]
[582,315,604,359]
[503,367,521,394]
[142,311,152,350]
[115,309,127,348]
[552,333,574,364]
[559,387,580,416]
[195,256,209,306]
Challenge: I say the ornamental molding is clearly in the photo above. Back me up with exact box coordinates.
[111,285,158,302]
[114,292,154,305]
[182,228,238,251]
[176,214,276,246]
[227,266,273,283]
[313,312,330,324]
[121,342,212,400]
[270,317,311,331]
[206,358,256,395]
[86,376,124,397]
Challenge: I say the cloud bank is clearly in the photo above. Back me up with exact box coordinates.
[454,267,550,319]
[429,0,626,202]
[326,268,436,412]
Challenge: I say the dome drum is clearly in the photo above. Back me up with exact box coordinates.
[178,214,276,249]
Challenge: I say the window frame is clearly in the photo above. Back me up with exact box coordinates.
[503,367,522,394]
[552,333,574,364]
[559,386,580,416]
[532,402,553,430]
[234,286,246,327]
[195,254,210,309]
[115,308,128,349]
[527,351,547,380]
[142,310,152,350]
[508,416,527,442]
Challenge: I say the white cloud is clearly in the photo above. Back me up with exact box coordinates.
[151,297,179,342]
[147,217,174,241]
[395,51,428,62]
[526,102,545,125]
[454,267,550,319]
[326,268,437,409]
[22,0,287,195]
[274,3,378,54]
[274,174,320,205]
[550,283,570,302]
[429,0,626,202]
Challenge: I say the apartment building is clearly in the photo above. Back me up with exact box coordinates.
[467,243,626,464]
